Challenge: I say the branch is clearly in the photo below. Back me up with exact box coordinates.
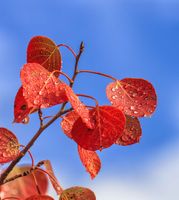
[0,42,84,185]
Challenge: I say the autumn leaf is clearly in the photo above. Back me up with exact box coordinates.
[106,78,157,117]
[0,165,48,200]
[25,195,54,200]
[0,128,19,164]
[59,186,96,200]
[116,115,142,146]
[20,63,93,128]
[13,86,35,123]
[78,145,101,179]
[71,106,126,151]
[61,111,80,139]
[27,35,62,75]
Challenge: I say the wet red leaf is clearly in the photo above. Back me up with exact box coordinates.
[78,145,101,179]
[0,166,48,200]
[116,115,142,146]
[59,186,96,200]
[61,111,80,139]
[0,128,19,164]
[25,195,54,200]
[106,78,157,117]
[21,63,92,128]
[71,106,126,151]
[13,86,35,123]
[27,35,62,75]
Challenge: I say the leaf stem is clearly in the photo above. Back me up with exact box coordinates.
[57,44,77,58]
[78,69,117,81]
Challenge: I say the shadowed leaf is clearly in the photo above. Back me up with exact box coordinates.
[116,115,142,146]
[27,36,62,75]
[59,186,96,200]
[0,128,19,164]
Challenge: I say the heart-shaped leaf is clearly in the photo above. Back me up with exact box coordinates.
[27,36,62,75]
[61,111,80,139]
[0,128,19,164]
[106,78,157,117]
[0,165,48,199]
[14,86,35,123]
[21,63,93,128]
[25,195,54,200]
[78,145,101,179]
[71,106,126,151]
[116,115,142,146]
[59,186,96,200]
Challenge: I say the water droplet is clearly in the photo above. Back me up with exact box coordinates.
[134,111,138,114]
[111,88,116,92]
[130,106,135,110]
[112,95,117,99]
[39,91,43,95]
[34,99,39,105]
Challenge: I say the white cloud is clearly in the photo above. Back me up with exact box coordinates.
[48,140,179,199]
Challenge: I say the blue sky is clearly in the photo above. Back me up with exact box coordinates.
[0,0,179,199]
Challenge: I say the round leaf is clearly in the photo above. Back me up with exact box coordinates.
[78,145,101,179]
[0,128,19,164]
[106,78,157,117]
[60,186,96,200]
[21,63,93,128]
[116,115,142,146]
[0,166,48,199]
[27,36,62,74]
[71,106,126,151]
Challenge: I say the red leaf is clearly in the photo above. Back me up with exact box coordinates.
[25,195,54,200]
[14,86,35,123]
[0,166,48,200]
[0,128,19,164]
[21,63,92,128]
[27,36,62,75]
[59,186,96,200]
[71,106,126,151]
[78,145,101,179]
[116,115,142,146]
[106,78,157,117]
[61,111,79,139]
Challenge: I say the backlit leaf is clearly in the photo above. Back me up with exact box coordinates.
[0,165,48,200]
[27,36,62,75]
[61,111,80,139]
[106,78,157,117]
[116,115,142,146]
[71,106,126,151]
[0,128,19,164]
[13,86,35,123]
[21,63,92,128]
[78,145,101,179]
[25,195,54,200]
[59,186,96,200]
